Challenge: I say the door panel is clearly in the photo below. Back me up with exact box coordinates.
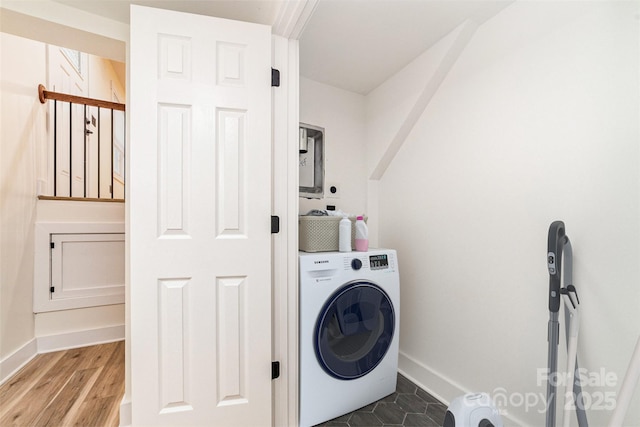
[50,233,125,300]
[130,5,272,425]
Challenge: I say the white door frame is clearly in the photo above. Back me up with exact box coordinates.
[271,34,300,427]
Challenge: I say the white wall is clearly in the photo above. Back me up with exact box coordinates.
[0,32,45,364]
[369,2,639,425]
[365,22,469,248]
[299,77,367,217]
[87,56,125,102]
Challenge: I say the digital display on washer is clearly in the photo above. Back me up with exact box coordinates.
[369,254,389,270]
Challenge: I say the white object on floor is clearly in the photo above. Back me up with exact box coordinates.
[444,393,504,427]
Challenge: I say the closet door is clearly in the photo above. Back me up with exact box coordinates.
[130,5,272,425]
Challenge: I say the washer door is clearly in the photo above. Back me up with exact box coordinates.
[315,281,395,380]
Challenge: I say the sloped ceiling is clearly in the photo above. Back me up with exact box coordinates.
[299,1,511,95]
[46,0,511,95]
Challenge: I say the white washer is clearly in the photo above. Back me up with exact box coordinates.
[299,249,400,427]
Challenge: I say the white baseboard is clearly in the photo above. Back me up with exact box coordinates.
[398,350,465,406]
[398,350,525,426]
[1,325,125,385]
[119,396,132,427]
[37,324,125,353]
[0,338,38,385]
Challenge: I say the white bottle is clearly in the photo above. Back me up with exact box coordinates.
[355,215,368,251]
[339,216,352,252]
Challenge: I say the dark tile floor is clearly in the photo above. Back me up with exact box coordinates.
[316,373,447,427]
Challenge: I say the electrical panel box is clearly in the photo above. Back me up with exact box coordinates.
[299,123,324,199]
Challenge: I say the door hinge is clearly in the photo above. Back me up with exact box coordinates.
[271,68,280,87]
[50,242,55,249]
[50,286,55,293]
[271,216,280,234]
[272,361,280,379]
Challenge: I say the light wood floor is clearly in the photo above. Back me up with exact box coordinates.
[0,341,124,427]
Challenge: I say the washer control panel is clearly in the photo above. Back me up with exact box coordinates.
[369,254,388,270]
[343,251,395,272]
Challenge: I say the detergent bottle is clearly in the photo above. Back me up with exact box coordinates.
[354,215,368,251]
[339,216,352,252]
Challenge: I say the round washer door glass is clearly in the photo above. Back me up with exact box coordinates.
[315,281,395,380]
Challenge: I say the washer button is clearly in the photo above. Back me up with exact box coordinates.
[351,258,362,270]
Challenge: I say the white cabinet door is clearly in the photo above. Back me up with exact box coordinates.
[50,233,125,301]
[129,5,272,426]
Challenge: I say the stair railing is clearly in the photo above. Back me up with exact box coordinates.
[38,84,125,201]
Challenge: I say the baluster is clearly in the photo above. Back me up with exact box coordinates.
[98,107,101,199]
[69,101,72,198]
[111,109,114,199]
[54,100,57,197]
[83,104,87,198]
[123,112,126,200]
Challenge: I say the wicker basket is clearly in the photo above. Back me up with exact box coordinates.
[298,215,366,252]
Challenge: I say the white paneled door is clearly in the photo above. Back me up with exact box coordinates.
[129,5,272,426]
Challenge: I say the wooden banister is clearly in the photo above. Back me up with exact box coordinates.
[38,84,125,111]
[38,83,126,200]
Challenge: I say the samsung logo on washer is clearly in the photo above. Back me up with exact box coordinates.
[314,260,329,264]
